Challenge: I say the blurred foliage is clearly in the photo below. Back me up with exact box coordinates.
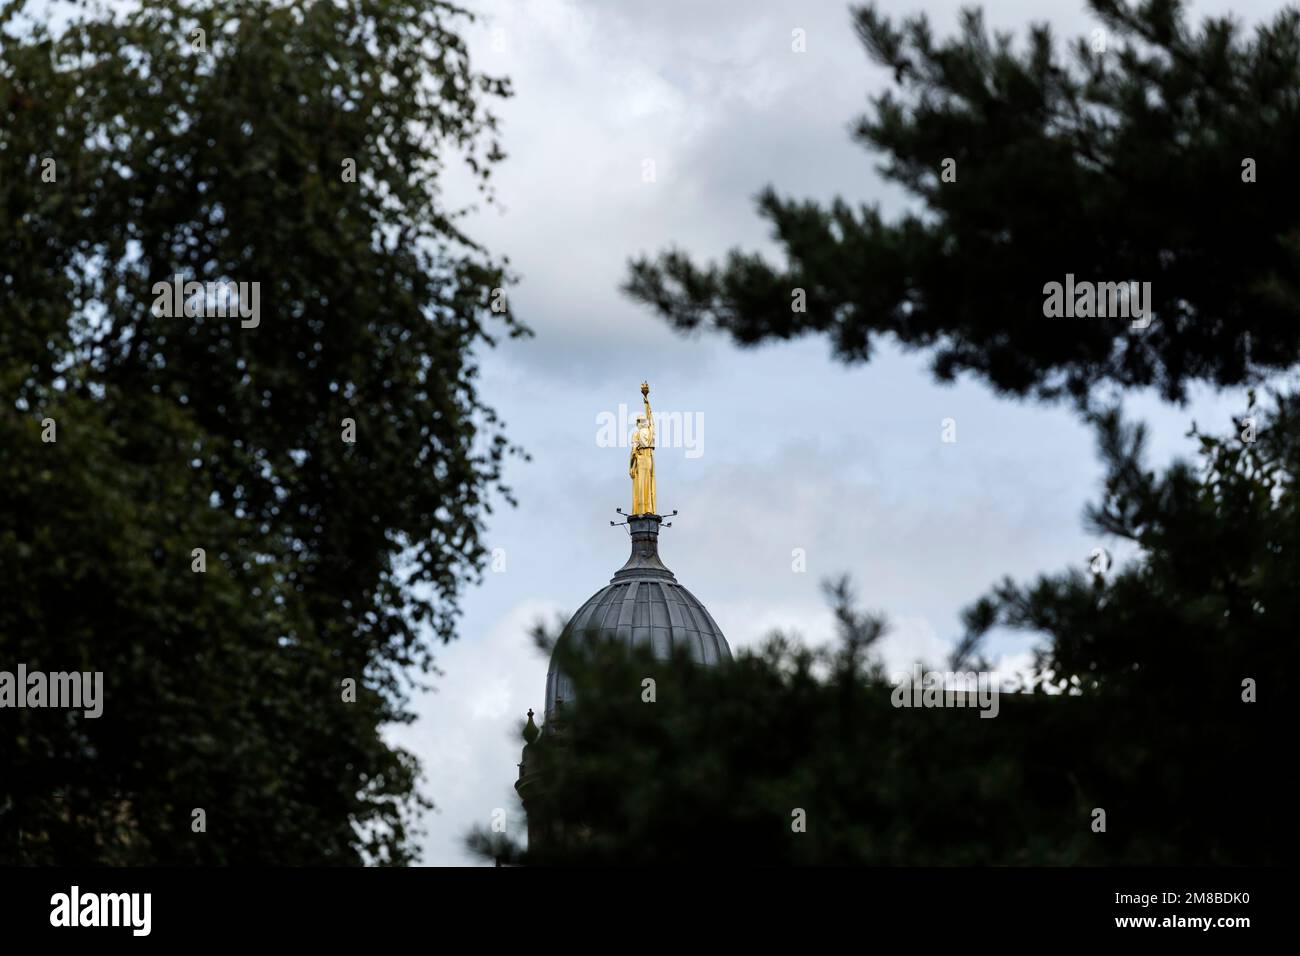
[471,399,1288,865]
[626,0,1300,406]
[1,0,521,863]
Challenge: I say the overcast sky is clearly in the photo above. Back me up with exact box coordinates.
[387,0,1284,865]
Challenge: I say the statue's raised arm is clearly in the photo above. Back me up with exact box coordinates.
[641,380,653,446]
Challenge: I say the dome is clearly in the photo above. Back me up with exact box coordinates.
[544,514,731,720]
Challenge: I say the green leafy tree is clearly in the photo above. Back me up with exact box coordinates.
[473,399,1286,865]
[1,0,522,863]
[626,0,1300,405]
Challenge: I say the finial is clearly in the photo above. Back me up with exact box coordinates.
[522,708,540,744]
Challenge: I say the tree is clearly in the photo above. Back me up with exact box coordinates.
[626,0,1300,406]
[950,390,1292,863]
[1,0,522,863]
[472,399,1287,865]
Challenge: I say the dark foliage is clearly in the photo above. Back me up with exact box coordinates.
[627,0,1300,406]
[1,0,521,864]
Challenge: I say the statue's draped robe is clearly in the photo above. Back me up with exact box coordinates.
[630,423,655,515]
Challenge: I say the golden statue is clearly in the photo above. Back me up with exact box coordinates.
[629,381,656,515]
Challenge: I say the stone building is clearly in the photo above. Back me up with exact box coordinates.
[515,386,731,852]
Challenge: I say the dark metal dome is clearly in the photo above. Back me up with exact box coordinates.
[544,514,731,720]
